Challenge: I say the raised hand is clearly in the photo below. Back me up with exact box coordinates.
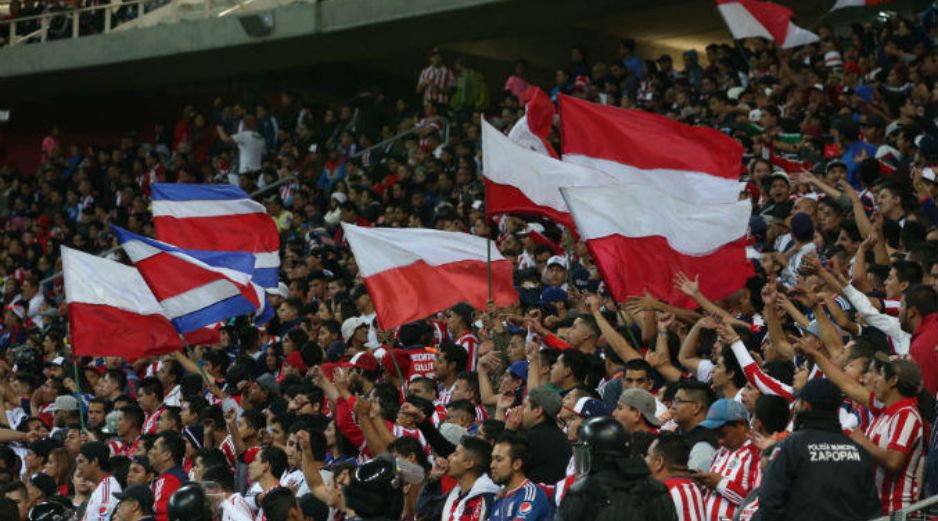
[674,272,700,297]
[656,311,675,330]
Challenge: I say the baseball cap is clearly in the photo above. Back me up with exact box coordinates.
[52,395,79,412]
[795,378,843,412]
[825,159,848,173]
[923,167,938,183]
[114,484,155,513]
[182,425,204,450]
[255,373,281,395]
[572,397,613,419]
[47,357,66,367]
[508,361,529,381]
[546,255,568,269]
[29,473,57,497]
[527,385,562,418]
[266,282,289,298]
[874,352,922,388]
[341,317,369,342]
[618,389,662,426]
[540,287,568,305]
[769,170,790,185]
[699,398,749,429]
[348,351,380,373]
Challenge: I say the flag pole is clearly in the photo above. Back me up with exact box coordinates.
[71,356,86,432]
[486,237,493,302]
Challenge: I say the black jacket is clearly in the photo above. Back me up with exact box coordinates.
[556,456,676,521]
[524,420,573,484]
[753,412,882,521]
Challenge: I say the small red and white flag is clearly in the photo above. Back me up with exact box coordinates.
[715,0,819,49]
[341,224,518,330]
[559,94,744,204]
[560,185,754,308]
[63,247,185,359]
[482,118,621,230]
[830,0,893,11]
[507,86,558,158]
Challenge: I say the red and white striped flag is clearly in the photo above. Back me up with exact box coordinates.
[507,86,558,158]
[831,0,893,11]
[556,95,754,307]
[482,118,621,230]
[341,223,518,330]
[716,0,819,49]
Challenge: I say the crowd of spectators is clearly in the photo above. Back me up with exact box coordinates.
[2,5,938,521]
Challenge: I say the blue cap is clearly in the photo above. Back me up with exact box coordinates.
[508,361,529,382]
[699,398,748,429]
[540,287,568,304]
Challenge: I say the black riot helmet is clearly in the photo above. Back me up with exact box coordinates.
[573,416,630,477]
[27,500,71,521]
[167,482,212,521]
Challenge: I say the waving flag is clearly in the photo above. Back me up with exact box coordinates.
[558,95,744,204]
[715,0,819,49]
[63,247,208,359]
[151,183,281,288]
[342,223,517,330]
[112,226,270,333]
[482,118,622,231]
[561,185,754,308]
[831,0,893,10]
[507,86,558,158]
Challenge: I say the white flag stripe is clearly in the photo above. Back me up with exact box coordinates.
[119,239,254,287]
[62,247,167,316]
[254,251,281,269]
[560,185,751,255]
[342,224,506,278]
[716,3,775,40]
[152,198,268,219]
[159,280,243,319]
[562,154,744,204]
[781,20,821,49]
[482,119,622,212]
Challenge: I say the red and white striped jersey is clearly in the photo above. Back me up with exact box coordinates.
[431,404,447,427]
[865,395,924,513]
[143,406,165,435]
[82,474,121,521]
[882,298,901,317]
[455,332,479,371]
[391,424,431,456]
[418,65,455,105]
[664,477,707,521]
[221,492,256,521]
[108,436,142,458]
[731,341,794,402]
[475,404,489,423]
[703,440,761,521]
[438,383,456,407]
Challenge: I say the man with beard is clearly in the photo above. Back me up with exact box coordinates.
[489,433,553,521]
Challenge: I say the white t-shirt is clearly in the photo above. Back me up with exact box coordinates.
[232,131,266,174]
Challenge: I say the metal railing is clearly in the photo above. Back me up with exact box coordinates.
[0,0,294,47]
[347,117,450,161]
[39,176,295,286]
[868,494,938,521]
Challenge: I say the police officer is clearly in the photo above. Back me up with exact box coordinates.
[166,483,212,521]
[753,378,881,521]
[556,416,676,521]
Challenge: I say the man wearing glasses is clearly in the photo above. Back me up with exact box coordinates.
[670,380,718,472]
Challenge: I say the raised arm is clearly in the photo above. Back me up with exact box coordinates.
[798,338,870,408]
[674,272,748,328]
[678,317,713,372]
[586,295,641,362]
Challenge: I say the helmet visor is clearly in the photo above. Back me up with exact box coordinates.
[572,442,591,478]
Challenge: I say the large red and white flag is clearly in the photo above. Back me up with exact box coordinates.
[507,86,558,158]
[716,0,819,49]
[63,247,184,359]
[482,118,621,230]
[559,95,744,204]
[560,185,754,308]
[341,223,518,330]
[830,0,893,10]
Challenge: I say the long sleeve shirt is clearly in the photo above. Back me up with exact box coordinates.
[842,285,910,355]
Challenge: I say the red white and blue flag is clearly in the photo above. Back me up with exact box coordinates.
[151,183,281,288]
[112,225,272,333]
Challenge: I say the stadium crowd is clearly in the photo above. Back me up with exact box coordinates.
[3,5,938,521]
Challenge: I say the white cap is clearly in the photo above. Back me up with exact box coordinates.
[341,316,369,341]
[748,108,763,123]
[727,86,745,101]
[331,192,349,204]
[546,255,568,269]
[265,281,289,298]
[923,167,937,183]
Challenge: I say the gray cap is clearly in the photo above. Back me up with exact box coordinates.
[53,395,79,412]
[618,389,662,426]
[527,385,562,419]
[255,373,280,396]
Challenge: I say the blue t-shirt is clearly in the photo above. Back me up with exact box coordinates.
[491,480,554,521]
